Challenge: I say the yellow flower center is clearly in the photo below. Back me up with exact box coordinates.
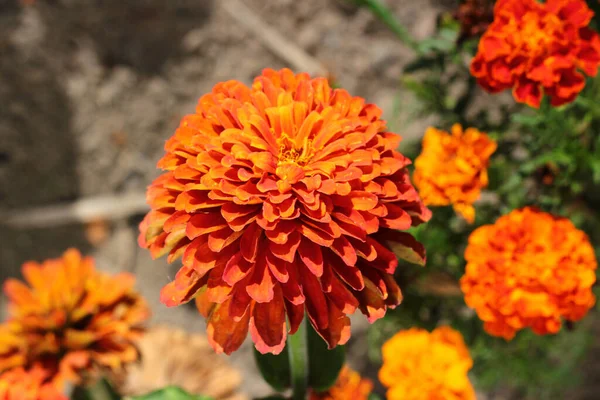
[277,133,314,166]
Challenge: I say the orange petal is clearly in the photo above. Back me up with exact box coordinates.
[298,239,324,277]
[186,212,228,239]
[246,257,275,303]
[223,252,254,286]
[299,264,329,330]
[270,231,301,263]
[250,286,287,354]
[206,297,251,355]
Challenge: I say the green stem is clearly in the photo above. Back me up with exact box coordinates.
[288,317,308,400]
[355,0,419,52]
[73,378,120,400]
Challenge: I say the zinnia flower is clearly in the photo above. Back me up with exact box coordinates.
[413,124,496,223]
[379,326,475,400]
[471,0,600,107]
[0,249,150,384]
[461,207,597,339]
[309,366,372,400]
[139,68,431,355]
[0,366,66,400]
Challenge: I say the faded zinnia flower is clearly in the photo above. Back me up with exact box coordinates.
[453,0,494,43]
[0,366,67,400]
[471,0,600,107]
[0,249,150,385]
[118,326,246,400]
[413,124,496,223]
[461,207,597,339]
[139,68,431,355]
[309,366,372,400]
[379,326,475,400]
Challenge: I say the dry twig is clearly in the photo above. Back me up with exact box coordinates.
[221,0,328,77]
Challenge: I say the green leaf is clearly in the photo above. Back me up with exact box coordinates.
[128,386,213,400]
[368,394,384,400]
[307,323,345,392]
[253,397,288,400]
[254,345,292,392]
[403,56,440,74]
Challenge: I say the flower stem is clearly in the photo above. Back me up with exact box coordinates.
[288,317,308,400]
[354,0,419,52]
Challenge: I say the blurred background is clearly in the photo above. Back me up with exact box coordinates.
[1,0,599,399]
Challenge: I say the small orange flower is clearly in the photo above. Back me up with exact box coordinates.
[139,68,431,355]
[461,207,597,339]
[0,366,66,400]
[379,326,475,400]
[0,249,150,384]
[471,0,600,107]
[310,366,372,400]
[413,124,496,223]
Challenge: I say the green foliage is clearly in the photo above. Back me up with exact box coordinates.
[254,346,291,392]
[306,322,345,392]
[127,387,213,400]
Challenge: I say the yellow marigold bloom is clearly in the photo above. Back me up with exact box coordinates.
[310,366,373,400]
[0,366,67,400]
[379,326,475,400]
[414,124,496,223]
[461,207,597,339]
[139,68,431,355]
[0,249,150,385]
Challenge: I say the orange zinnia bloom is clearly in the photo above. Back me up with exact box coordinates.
[309,366,373,400]
[471,0,600,107]
[0,249,150,384]
[413,124,496,223]
[379,326,475,400]
[461,207,597,339]
[0,366,66,400]
[139,68,431,355]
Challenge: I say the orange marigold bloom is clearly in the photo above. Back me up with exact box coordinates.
[138,68,431,355]
[471,0,600,107]
[0,249,150,384]
[461,207,597,339]
[0,366,66,400]
[309,366,373,400]
[413,124,496,223]
[379,326,475,400]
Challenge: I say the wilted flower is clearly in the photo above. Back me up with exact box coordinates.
[0,366,66,400]
[309,366,372,400]
[453,0,494,42]
[118,326,246,400]
[471,0,600,107]
[379,326,475,400]
[461,207,597,339]
[139,68,430,355]
[0,249,150,384]
[413,124,496,223]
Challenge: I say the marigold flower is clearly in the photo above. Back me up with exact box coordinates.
[461,207,597,339]
[0,366,66,400]
[413,124,496,223]
[309,366,372,400]
[139,68,431,355]
[379,326,475,400]
[0,249,150,384]
[471,0,600,107]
